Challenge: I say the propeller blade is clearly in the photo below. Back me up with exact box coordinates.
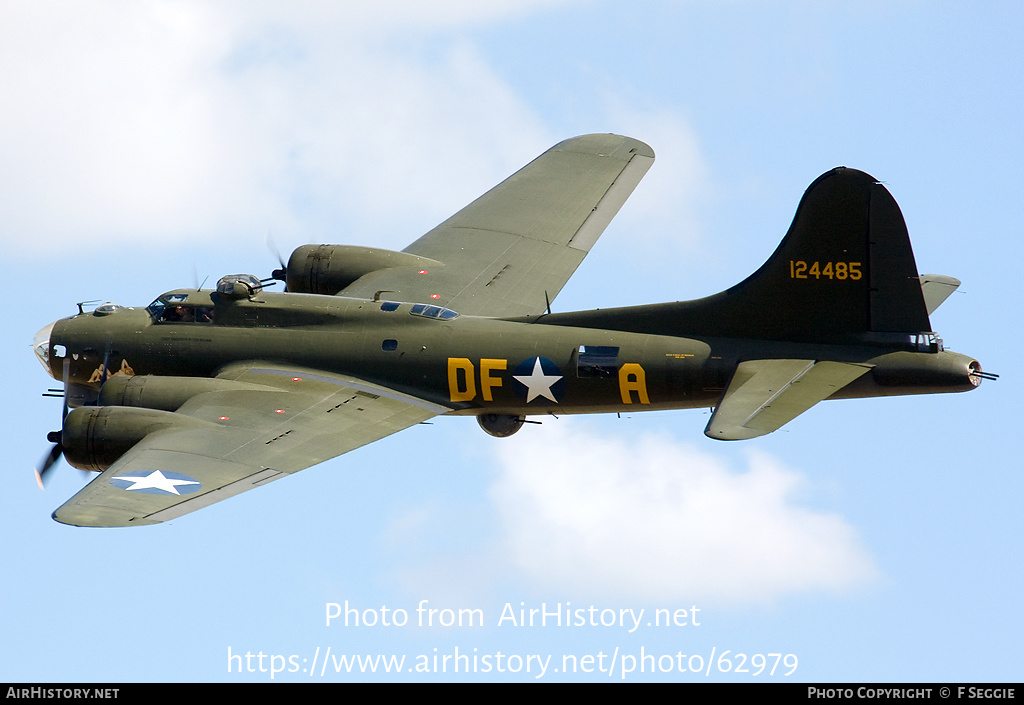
[265,232,288,289]
[36,358,73,489]
[35,440,62,489]
[61,358,71,420]
[265,231,286,269]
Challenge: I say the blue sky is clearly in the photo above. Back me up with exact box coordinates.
[2,1,1020,682]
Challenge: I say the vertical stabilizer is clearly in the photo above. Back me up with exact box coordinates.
[668,167,933,343]
[532,168,935,346]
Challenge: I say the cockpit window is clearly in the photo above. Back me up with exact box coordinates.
[157,304,215,323]
[148,295,214,323]
[146,299,166,319]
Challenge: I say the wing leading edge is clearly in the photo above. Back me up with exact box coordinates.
[339,134,655,317]
[52,364,449,527]
[919,274,960,315]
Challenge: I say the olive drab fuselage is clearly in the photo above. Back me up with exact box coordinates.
[45,288,980,422]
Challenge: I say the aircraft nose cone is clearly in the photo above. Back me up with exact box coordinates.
[33,320,57,378]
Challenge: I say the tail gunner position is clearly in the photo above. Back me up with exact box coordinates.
[31,134,993,527]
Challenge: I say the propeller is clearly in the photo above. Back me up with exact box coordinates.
[264,232,288,289]
[35,358,70,489]
[34,432,63,489]
[35,342,113,488]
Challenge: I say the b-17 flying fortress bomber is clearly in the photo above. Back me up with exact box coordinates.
[32,134,993,527]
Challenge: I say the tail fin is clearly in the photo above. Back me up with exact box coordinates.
[667,167,932,344]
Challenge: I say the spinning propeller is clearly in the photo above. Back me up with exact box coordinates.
[35,358,70,488]
[35,344,111,488]
[264,233,288,289]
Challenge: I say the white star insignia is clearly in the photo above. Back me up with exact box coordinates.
[513,357,563,403]
[112,470,200,495]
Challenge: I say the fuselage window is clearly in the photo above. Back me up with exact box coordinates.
[382,339,398,351]
[379,301,401,312]
[410,303,459,320]
[577,345,619,378]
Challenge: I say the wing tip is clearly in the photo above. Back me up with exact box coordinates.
[552,133,655,160]
[52,507,159,528]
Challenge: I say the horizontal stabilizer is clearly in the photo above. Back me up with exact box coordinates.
[919,274,960,315]
[705,359,872,440]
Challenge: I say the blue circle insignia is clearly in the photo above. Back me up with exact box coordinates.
[512,356,566,404]
[109,470,202,496]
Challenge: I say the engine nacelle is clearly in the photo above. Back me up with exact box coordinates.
[60,406,213,473]
[477,414,526,438]
[98,375,266,412]
[285,244,440,295]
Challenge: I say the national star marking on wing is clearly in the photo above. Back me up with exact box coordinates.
[111,470,201,495]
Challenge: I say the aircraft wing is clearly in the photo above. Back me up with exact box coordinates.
[338,133,655,317]
[52,363,449,527]
[705,360,871,440]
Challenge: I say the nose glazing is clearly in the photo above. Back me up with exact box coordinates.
[33,321,57,379]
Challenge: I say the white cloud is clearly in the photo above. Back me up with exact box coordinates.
[489,419,878,604]
[0,1,571,255]
[0,0,715,281]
